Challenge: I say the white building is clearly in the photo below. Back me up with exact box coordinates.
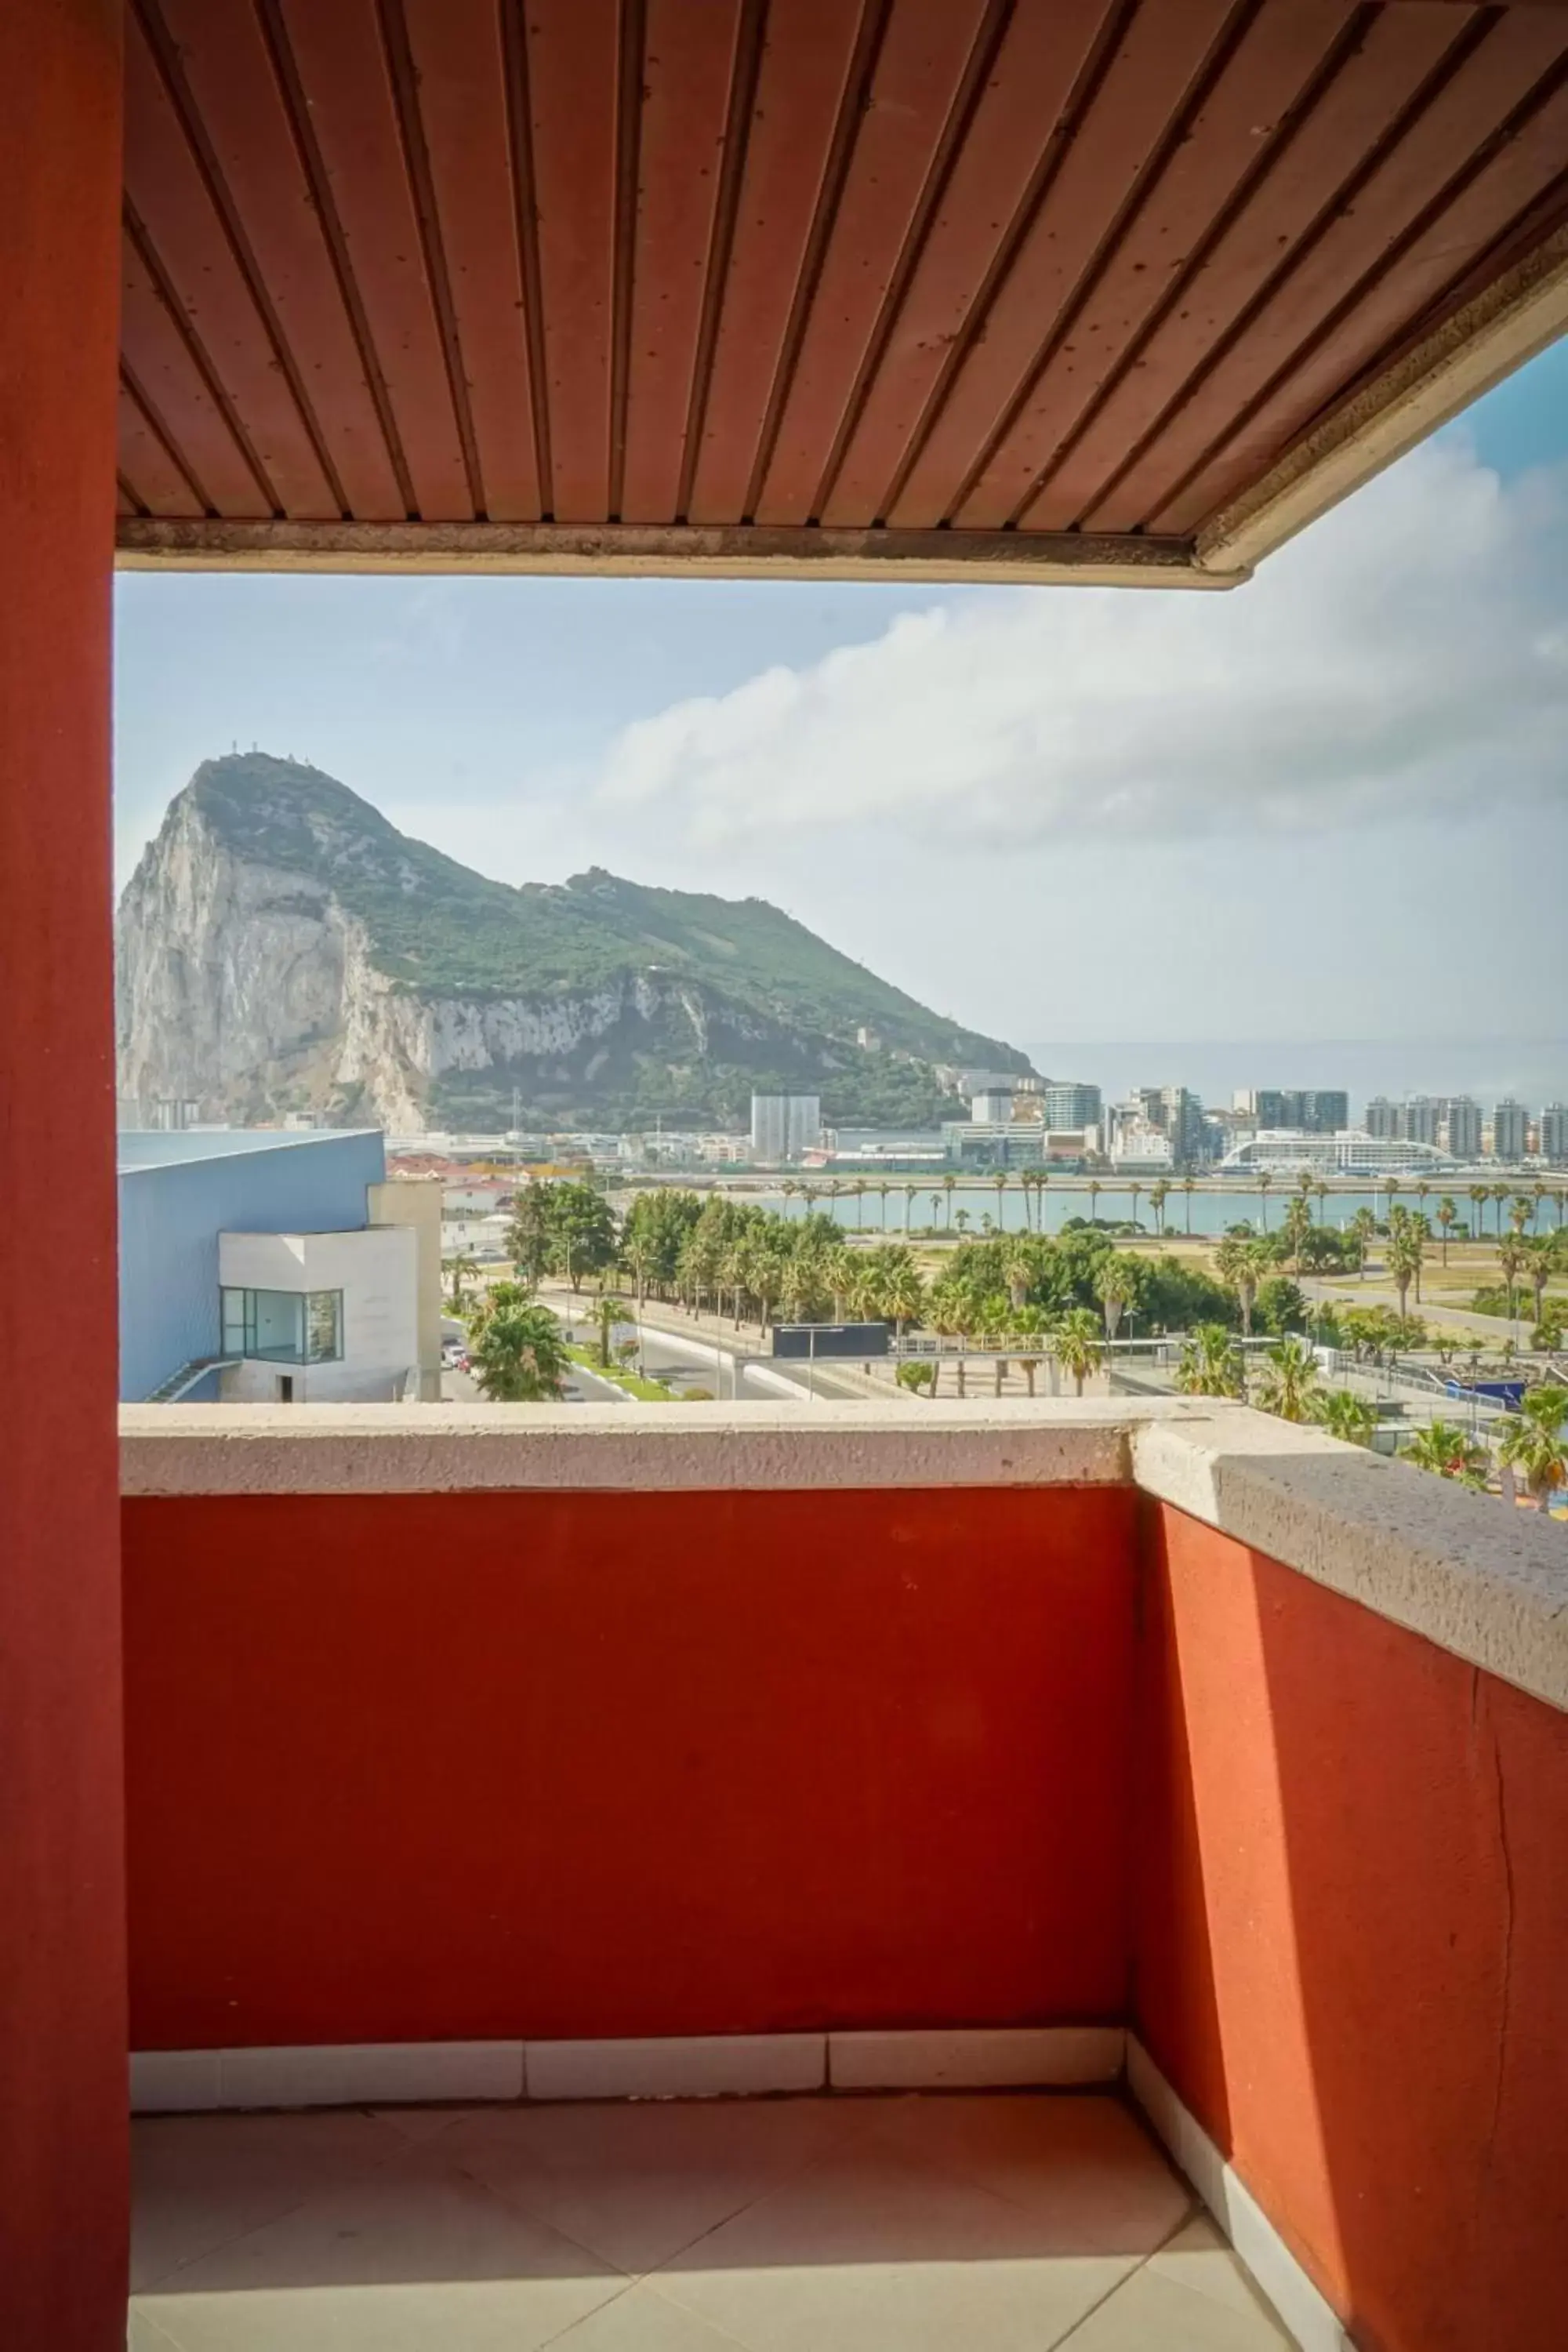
[1218,1130,1459,1177]
[218,1226,419,1403]
[750,1093,822,1162]
[971,1087,1014,1124]
[1109,1117,1176,1172]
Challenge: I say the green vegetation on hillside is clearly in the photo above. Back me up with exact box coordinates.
[180,753,1024,1061]
[155,752,1030,1129]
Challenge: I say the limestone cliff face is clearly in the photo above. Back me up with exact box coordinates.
[116,788,793,1128]
[118,752,1024,1130]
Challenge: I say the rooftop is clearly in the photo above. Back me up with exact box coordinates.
[117,1129,382,1174]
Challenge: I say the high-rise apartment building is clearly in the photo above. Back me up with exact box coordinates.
[1439,1098,1483,1160]
[1364,1097,1399,1140]
[1490,1100,1530,1162]
[749,1094,822,1163]
[1540,1105,1568,1164]
[1044,1082,1102,1130]
[1402,1096,1442,1147]
[1232,1088,1348,1134]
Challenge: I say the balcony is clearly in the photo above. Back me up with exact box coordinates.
[118,1398,1568,2352]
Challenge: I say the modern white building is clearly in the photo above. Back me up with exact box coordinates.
[1218,1130,1460,1177]
[750,1093,822,1162]
[219,1225,419,1403]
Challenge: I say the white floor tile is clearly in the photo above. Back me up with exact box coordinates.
[441,2092,857,2274]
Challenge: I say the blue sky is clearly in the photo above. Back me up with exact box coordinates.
[114,344,1568,1053]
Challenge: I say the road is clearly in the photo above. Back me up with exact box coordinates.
[1298,1271,1528,1345]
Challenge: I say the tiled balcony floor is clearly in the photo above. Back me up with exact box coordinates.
[129,2089,1294,2350]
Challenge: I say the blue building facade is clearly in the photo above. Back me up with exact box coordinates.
[117,1130,386,1401]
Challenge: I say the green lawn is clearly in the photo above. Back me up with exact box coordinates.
[564,1341,679,1402]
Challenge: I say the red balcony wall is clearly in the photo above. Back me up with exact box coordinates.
[1135,1500,1568,2352]
[122,1485,1138,2047]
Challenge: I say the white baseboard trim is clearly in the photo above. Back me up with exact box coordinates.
[131,2042,524,2114]
[131,2024,1123,2114]
[829,2025,1124,2089]
[527,2034,826,2101]
[1125,2035,1356,2352]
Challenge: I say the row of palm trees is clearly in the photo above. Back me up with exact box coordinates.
[768,1164,1568,1239]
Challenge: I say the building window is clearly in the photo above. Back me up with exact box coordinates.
[220,1287,343,1364]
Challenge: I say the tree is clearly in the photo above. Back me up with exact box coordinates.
[1312,1388,1377,1447]
[1468,1183,1490,1240]
[1254,1337,1321,1424]
[1094,1251,1142,1344]
[1521,1236,1557,1330]
[1149,1178,1171,1237]
[1254,1275,1308,1334]
[1509,1193,1534,1239]
[1054,1307,1102,1397]
[896,1359,935,1398]
[1176,1323,1243,1399]
[443,1250,480,1310]
[1257,1171,1273,1230]
[1182,1175,1197,1234]
[1010,1305,1049,1396]
[870,1246,925,1338]
[1497,1235,1528,1323]
[1436,1196,1457,1265]
[1214,1230,1270,1337]
[470,1301,570,1402]
[1385,1212,1424,1322]
[1281,1195,1313,1274]
[1403,1420,1489,1489]
[942,1172,956,1228]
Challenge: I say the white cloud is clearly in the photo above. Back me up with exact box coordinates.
[595,441,1568,847]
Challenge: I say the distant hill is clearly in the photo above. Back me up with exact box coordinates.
[117,753,1032,1131]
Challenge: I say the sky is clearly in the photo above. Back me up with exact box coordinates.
[114,338,1568,1058]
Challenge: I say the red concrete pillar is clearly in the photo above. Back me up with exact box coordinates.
[0,5,128,2346]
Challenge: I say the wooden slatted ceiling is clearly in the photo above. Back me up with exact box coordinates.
[115,0,1568,580]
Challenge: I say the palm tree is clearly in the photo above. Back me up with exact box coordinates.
[1010,1305,1048,1396]
[1491,1181,1510,1236]
[1214,1231,1270,1338]
[1468,1183,1490,1240]
[1149,1178,1171,1237]
[993,1170,1009,1230]
[1254,1337,1321,1424]
[1282,1196,1313,1276]
[1520,1236,1556,1329]
[443,1250,481,1310]
[942,1172,956,1229]
[1182,1175,1197,1235]
[1531,1180,1548,1233]
[1436,1196,1457,1266]
[1497,1407,1567,1507]
[851,1179,869,1229]
[1403,1420,1489,1489]
[1176,1323,1243,1399]
[1127,1179,1143,1232]
[1497,1235,1528,1322]
[1257,1171,1273,1231]
[1054,1307,1102,1397]
[1381,1176,1400,1226]
[1314,1178,1330,1229]
[1094,1253,1140,1345]
[470,1301,570,1402]
[1087,1178,1102,1224]
[1350,1205,1377,1279]
[877,1250,925,1338]
[1509,1193,1533,1240]
[902,1185,915,1233]
[1312,1388,1377,1446]
[1385,1215,1423,1322]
